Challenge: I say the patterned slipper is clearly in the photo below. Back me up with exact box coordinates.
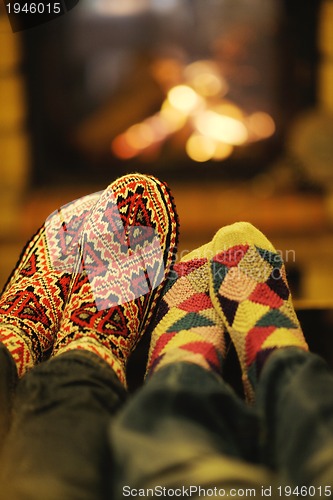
[208,222,308,401]
[52,174,179,386]
[146,243,226,377]
[0,192,101,376]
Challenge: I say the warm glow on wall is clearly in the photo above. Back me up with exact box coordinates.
[159,100,188,132]
[215,102,244,121]
[184,60,227,97]
[111,134,138,159]
[194,110,248,145]
[186,134,216,162]
[112,58,276,163]
[247,112,276,140]
[212,142,233,161]
[185,134,234,163]
[167,85,203,114]
[125,123,155,150]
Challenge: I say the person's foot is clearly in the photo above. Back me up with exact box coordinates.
[146,243,226,377]
[52,174,179,385]
[208,222,308,401]
[0,191,101,376]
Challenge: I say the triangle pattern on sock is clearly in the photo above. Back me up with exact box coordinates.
[114,189,150,227]
[249,283,283,308]
[256,247,282,268]
[81,244,108,279]
[167,312,216,332]
[100,306,130,336]
[266,275,290,300]
[256,309,297,328]
[178,292,212,313]
[262,328,304,348]
[217,294,239,325]
[21,254,38,277]
[137,203,152,227]
[71,303,129,337]
[0,290,51,327]
[23,297,50,326]
[214,244,249,268]
[233,300,269,333]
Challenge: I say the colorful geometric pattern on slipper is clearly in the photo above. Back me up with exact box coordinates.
[52,174,179,385]
[209,222,308,402]
[0,192,101,376]
[146,244,226,377]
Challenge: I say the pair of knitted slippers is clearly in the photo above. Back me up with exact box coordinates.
[0,174,178,385]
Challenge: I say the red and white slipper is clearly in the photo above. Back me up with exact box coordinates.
[52,174,179,385]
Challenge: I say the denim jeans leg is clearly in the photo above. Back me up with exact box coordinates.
[0,350,127,500]
[109,362,273,499]
[257,347,333,490]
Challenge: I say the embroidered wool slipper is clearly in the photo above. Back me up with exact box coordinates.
[208,222,308,401]
[146,242,226,377]
[0,192,101,376]
[52,174,179,386]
